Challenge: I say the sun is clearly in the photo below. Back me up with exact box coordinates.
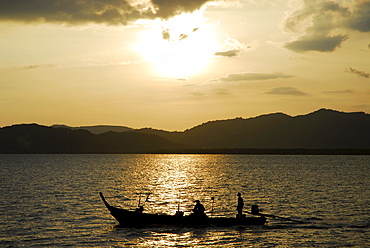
[135,11,217,78]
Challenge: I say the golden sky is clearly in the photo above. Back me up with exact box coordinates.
[1,0,369,131]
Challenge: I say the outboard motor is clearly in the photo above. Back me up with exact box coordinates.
[251,205,260,215]
[175,203,184,217]
[135,206,144,214]
[175,211,184,217]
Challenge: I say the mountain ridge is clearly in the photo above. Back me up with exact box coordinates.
[1,108,369,154]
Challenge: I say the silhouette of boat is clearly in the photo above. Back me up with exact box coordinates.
[99,192,266,227]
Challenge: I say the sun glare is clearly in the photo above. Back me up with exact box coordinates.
[135,12,217,78]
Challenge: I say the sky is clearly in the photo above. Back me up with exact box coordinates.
[1,0,369,131]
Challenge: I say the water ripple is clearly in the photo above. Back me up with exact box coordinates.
[0,154,369,247]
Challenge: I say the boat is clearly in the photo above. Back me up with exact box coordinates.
[99,192,267,227]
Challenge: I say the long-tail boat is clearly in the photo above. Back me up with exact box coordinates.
[99,192,267,227]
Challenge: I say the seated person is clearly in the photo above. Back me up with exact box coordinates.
[192,200,206,216]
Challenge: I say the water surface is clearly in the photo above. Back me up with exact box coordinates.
[0,154,369,247]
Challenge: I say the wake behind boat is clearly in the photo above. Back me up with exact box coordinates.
[99,192,267,227]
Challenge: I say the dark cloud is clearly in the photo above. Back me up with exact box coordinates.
[214,72,293,82]
[214,49,240,57]
[151,0,210,19]
[284,0,370,53]
[0,0,211,25]
[265,87,307,96]
[0,0,142,25]
[285,35,348,52]
[347,0,370,32]
[346,67,370,78]
[284,1,351,33]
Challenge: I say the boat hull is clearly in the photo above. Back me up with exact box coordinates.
[100,193,266,227]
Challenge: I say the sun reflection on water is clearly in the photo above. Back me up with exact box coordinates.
[113,154,231,216]
[142,155,222,215]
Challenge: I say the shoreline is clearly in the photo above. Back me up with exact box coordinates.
[2,149,370,155]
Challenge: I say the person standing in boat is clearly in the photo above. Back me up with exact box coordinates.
[237,192,244,217]
[192,200,206,216]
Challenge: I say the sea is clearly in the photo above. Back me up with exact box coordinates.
[0,154,369,247]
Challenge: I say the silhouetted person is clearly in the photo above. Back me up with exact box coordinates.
[192,200,206,216]
[237,192,244,216]
[251,204,260,215]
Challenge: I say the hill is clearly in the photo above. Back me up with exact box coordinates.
[0,124,186,153]
[52,125,133,134]
[1,109,369,154]
[134,109,370,150]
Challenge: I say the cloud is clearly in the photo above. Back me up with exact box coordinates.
[214,35,252,57]
[265,87,308,96]
[159,20,198,42]
[162,29,171,40]
[214,49,240,57]
[285,35,348,52]
[189,91,205,97]
[346,67,370,78]
[214,88,231,95]
[354,104,370,108]
[284,0,370,53]
[213,72,293,82]
[0,0,211,25]
[322,89,354,93]
[151,0,210,18]
[176,77,188,81]
[18,64,57,70]
[179,33,189,40]
[346,0,370,32]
